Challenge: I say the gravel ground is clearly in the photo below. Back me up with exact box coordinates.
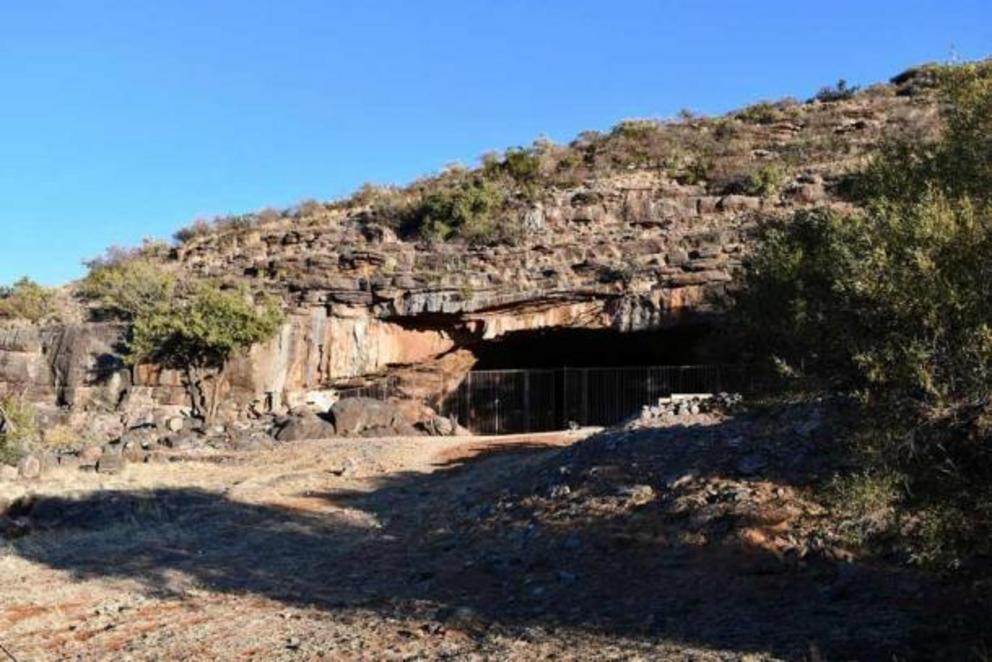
[0,417,986,660]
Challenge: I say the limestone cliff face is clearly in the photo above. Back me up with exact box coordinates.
[0,77,938,435]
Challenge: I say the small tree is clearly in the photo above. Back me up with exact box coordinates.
[128,282,283,422]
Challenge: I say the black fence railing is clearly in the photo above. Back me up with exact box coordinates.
[440,365,754,435]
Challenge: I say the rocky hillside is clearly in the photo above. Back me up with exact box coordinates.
[0,67,944,440]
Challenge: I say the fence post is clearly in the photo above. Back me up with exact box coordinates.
[582,368,589,426]
[561,367,568,428]
[523,370,531,432]
[467,371,474,431]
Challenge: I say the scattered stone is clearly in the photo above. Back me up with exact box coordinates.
[40,453,59,472]
[17,454,42,479]
[617,484,655,506]
[96,454,125,475]
[666,472,696,489]
[0,464,19,482]
[102,441,123,457]
[122,445,148,462]
[165,416,185,433]
[58,454,81,468]
[637,392,742,425]
[230,430,277,451]
[424,415,454,436]
[162,435,198,451]
[120,427,159,450]
[79,445,104,465]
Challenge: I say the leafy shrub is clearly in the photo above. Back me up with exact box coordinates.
[610,119,660,140]
[746,163,786,197]
[502,147,542,184]
[253,208,282,226]
[814,78,860,102]
[80,258,177,320]
[732,61,992,567]
[0,277,54,323]
[128,282,283,421]
[829,470,901,546]
[736,101,782,125]
[412,178,508,244]
[173,218,213,244]
[41,423,78,448]
[0,395,37,464]
[295,199,327,218]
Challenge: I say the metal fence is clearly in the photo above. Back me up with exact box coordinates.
[440,365,753,435]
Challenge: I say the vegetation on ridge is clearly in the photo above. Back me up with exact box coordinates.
[0,277,55,324]
[162,69,908,248]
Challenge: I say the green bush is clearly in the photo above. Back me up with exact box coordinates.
[503,147,542,184]
[413,178,508,244]
[829,470,901,547]
[128,282,283,421]
[80,258,177,320]
[746,163,786,197]
[733,61,992,567]
[814,78,860,102]
[0,277,54,324]
[173,218,213,244]
[0,395,37,464]
[736,101,782,125]
[610,119,659,140]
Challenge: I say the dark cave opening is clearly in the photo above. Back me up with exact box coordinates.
[469,323,721,370]
[440,323,744,434]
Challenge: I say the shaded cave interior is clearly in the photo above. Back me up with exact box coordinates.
[469,323,720,370]
[437,322,743,434]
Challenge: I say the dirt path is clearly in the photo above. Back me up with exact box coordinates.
[2,430,694,661]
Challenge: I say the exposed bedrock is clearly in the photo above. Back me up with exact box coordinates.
[0,157,837,433]
[0,286,721,437]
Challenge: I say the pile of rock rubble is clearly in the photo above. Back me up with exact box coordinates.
[636,392,743,423]
[0,396,457,484]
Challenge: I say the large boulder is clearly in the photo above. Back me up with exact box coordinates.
[328,397,409,436]
[275,413,336,442]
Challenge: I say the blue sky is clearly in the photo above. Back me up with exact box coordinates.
[1,1,989,285]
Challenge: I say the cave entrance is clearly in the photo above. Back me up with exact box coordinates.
[441,324,747,434]
[470,324,715,369]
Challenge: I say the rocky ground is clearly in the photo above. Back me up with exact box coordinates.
[1,403,988,661]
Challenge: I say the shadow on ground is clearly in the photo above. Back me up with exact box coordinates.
[5,417,988,660]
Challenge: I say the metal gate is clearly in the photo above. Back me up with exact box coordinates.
[440,365,751,434]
